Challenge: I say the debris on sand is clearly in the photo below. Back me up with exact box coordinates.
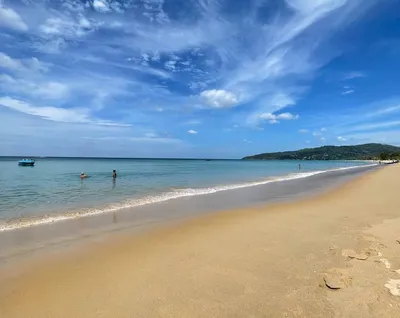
[323,269,351,290]
[341,249,369,260]
[385,279,400,296]
[379,259,391,269]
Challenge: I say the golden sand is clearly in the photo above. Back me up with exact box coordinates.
[1,165,400,317]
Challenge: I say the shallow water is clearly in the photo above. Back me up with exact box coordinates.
[0,158,370,223]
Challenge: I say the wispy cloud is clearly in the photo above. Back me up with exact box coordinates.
[347,120,400,132]
[183,119,202,126]
[0,52,48,73]
[368,103,400,117]
[188,129,198,135]
[341,89,355,95]
[344,71,366,80]
[342,130,400,146]
[299,129,308,133]
[0,96,129,126]
[0,3,28,31]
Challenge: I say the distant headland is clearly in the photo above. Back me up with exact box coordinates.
[242,143,400,160]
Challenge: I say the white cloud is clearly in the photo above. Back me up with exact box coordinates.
[164,60,177,71]
[93,0,111,12]
[0,74,69,100]
[40,18,64,35]
[104,57,172,79]
[0,96,129,126]
[79,17,91,29]
[299,129,308,133]
[321,127,327,132]
[35,82,69,100]
[0,73,16,85]
[259,112,299,124]
[320,137,326,142]
[0,4,28,31]
[276,112,299,120]
[269,94,296,110]
[246,93,297,126]
[341,89,354,95]
[243,139,252,143]
[313,131,322,136]
[188,129,198,135]
[0,110,186,158]
[39,16,94,39]
[200,89,239,109]
[0,96,89,123]
[337,136,346,141]
[0,52,23,70]
[0,52,48,73]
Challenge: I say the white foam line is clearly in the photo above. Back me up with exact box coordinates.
[0,163,377,232]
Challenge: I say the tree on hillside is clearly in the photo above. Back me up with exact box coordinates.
[379,152,389,160]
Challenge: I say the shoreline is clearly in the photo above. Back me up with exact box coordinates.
[0,162,376,233]
[0,163,379,264]
[0,164,399,317]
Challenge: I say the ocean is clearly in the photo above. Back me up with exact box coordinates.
[0,157,372,231]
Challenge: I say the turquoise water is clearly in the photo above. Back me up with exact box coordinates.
[0,158,371,224]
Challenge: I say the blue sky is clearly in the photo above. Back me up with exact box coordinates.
[0,0,400,158]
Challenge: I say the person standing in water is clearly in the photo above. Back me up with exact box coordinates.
[298,164,301,171]
[113,170,117,178]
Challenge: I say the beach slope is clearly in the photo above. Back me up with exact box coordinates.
[1,165,400,317]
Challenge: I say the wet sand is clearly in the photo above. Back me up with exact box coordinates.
[1,165,400,317]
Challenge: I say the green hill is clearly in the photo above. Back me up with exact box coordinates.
[242,143,400,160]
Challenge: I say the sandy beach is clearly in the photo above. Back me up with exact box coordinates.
[1,165,400,317]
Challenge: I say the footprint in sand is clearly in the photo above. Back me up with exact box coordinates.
[341,249,369,260]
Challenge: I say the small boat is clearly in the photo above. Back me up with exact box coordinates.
[18,159,35,166]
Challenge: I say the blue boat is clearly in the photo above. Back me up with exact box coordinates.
[18,159,35,166]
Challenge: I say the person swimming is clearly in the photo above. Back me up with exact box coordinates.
[112,170,117,178]
[80,172,87,179]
